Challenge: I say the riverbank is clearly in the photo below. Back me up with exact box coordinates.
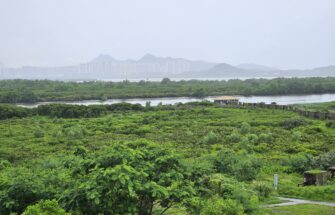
[1,77,335,103]
[11,93,335,108]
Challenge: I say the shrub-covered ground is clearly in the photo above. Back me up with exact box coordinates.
[295,101,335,112]
[0,104,335,214]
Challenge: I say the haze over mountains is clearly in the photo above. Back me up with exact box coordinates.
[0,54,334,80]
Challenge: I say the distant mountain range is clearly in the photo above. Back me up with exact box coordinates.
[0,54,335,80]
[236,64,278,71]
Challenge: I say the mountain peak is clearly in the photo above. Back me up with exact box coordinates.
[210,63,241,70]
[138,53,160,62]
[312,65,335,71]
[90,54,115,63]
[236,64,278,71]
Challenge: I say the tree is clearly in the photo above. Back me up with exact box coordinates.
[192,88,206,98]
[161,78,171,84]
[60,141,193,215]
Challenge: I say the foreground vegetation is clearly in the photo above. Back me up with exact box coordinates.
[0,102,335,214]
[1,77,335,103]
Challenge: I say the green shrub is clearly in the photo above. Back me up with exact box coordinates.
[184,195,246,215]
[258,133,273,144]
[228,132,241,143]
[0,159,11,170]
[280,118,308,130]
[0,104,32,120]
[232,158,261,181]
[240,122,251,134]
[22,200,70,215]
[325,121,335,128]
[311,151,335,170]
[215,151,262,181]
[292,131,302,141]
[73,146,88,157]
[253,182,272,198]
[203,131,219,144]
[201,196,245,215]
[284,154,312,173]
[34,130,44,138]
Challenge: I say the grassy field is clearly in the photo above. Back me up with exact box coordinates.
[266,204,335,215]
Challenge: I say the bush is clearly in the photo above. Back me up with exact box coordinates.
[253,182,272,198]
[207,174,260,214]
[161,77,171,84]
[280,118,308,130]
[232,158,261,181]
[22,199,70,215]
[0,159,11,170]
[203,131,219,144]
[240,122,251,134]
[325,121,335,128]
[73,146,88,157]
[0,168,47,214]
[311,151,335,170]
[284,154,312,173]
[258,133,273,144]
[184,195,246,215]
[215,151,262,181]
[34,130,44,138]
[0,104,32,120]
[228,132,241,143]
[201,196,245,215]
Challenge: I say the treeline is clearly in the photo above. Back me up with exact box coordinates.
[0,103,143,120]
[36,103,145,118]
[1,77,335,103]
[0,104,33,119]
[0,101,215,120]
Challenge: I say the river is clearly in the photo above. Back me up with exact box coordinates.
[16,93,335,108]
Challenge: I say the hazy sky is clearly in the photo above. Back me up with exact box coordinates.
[0,0,334,68]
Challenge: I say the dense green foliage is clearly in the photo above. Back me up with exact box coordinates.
[0,102,214,120]
[1,103,335,214]
[0,104,33,120]
[1,77,335,103]
[22,200,71,215]
[0,103,146,120]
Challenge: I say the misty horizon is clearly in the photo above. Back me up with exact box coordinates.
[1,53,335,71]
[1,0,335,70]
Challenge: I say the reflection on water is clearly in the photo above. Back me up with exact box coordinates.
[16,94,335,108]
